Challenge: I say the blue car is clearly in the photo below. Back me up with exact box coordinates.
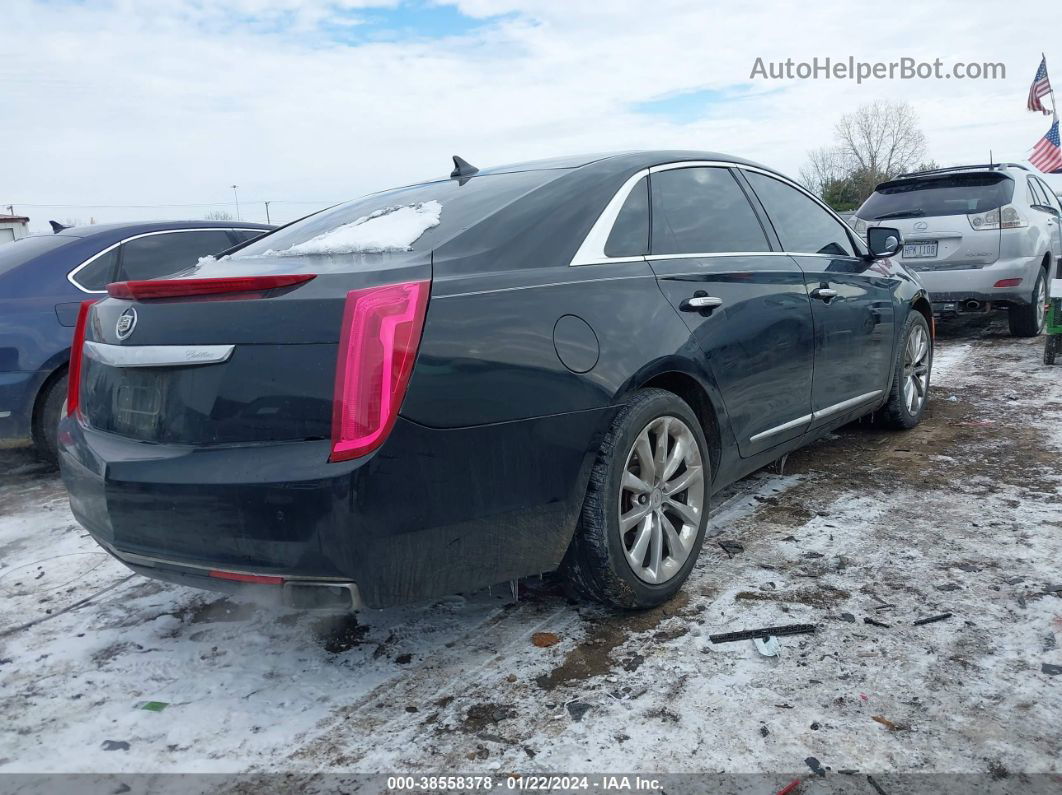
[0,220,273,462]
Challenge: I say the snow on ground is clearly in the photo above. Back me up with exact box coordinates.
[264,201,442,256]
[1,315,1060,782]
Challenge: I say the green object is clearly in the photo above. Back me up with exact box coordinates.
[136,701,168,712]
[1047,298,1062,335]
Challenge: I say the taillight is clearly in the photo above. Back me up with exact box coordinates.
[67,300,95,417]
[107,274,315,300]
[994,278,1023,288]
[330,280,430,462]
[968,205,1027,230]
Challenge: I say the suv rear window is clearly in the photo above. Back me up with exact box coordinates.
[857,173,1014,220]
[0,235,71,277]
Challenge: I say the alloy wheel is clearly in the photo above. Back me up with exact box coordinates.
[618,415,705,584]
[902,324,930,414]
[1036,277,1047,328]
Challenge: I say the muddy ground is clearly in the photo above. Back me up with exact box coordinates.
[0,315,1060,787]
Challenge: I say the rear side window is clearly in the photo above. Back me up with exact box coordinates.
[117,230,235,281]
[1036,179,1062,212]
[746,172,855,257]
[605,176,649,257]
[73,248,119,291]
[0,235,70,278]
[650,167,769,255]
[857,173,1014,220]
[230,229,267,243]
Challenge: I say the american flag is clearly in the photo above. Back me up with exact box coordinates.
[1028,56,1052,114]
[1030,120,1062,173]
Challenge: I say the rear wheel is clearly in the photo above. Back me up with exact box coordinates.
[877,312,932,430]
[32,372,68,466]
[1008,268,1047,337]
[560,388,710,609]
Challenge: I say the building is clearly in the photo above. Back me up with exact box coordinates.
[0,215,30,244]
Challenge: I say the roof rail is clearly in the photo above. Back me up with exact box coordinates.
[897,163,1028,179]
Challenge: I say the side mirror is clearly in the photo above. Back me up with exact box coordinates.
[866,226,903,259]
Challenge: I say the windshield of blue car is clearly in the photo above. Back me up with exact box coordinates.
[0,235,72,277]
[857,173,1014,220]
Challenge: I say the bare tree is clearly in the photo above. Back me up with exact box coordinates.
[801,100,929,210]
[204,210,234,221]
[799,146,846,196]
[835,100,927,189]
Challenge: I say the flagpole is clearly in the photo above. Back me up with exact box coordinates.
[1047,52,1058,121]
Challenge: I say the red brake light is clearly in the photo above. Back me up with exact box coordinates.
[67,300,95,417]
[993,278,1022,288]
[106,274,315,300]
[208,570,285,585]
[330,280,430,462]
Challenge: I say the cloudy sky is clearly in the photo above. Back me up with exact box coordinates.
[3,0,1060,232]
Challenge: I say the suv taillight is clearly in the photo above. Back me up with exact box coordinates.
[968,204,1027,230]
[329,280,430,462]
[67,300,95,417]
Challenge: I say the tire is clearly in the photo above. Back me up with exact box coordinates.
[560,388,711,609]
[1008,268,1047,338]
[1046,334,1060,366]
[31,373,68,467]
[877,311,932,430]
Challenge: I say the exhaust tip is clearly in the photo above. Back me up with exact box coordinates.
[283,581,362,612]
[962,300,982,311]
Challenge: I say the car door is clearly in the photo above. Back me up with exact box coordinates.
[1031,177,1062,260]
[741,170,897,423]
[646,164,815,458]
[115,229,238,282]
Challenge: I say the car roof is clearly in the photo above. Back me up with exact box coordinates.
[461,150,780,179]
[52,220,274,241]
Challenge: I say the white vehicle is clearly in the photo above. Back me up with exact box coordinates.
[853,163,1060,336]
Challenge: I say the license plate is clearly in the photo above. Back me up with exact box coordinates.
[903,241,938,258]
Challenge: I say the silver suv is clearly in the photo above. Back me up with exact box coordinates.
[853,163,1060,336]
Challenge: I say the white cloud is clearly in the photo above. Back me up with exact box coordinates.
[2,0,1059,232]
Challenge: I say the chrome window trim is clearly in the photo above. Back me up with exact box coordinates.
[569,169,650,267]
[67,227,265,294]
[749,390,883,443]
[569,160,861,267]
[84,341,235,368]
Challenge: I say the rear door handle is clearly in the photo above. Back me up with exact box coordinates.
[811,287,838,302]
[683,295,723,311]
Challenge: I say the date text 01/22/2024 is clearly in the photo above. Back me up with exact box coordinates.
[386,776,663,791]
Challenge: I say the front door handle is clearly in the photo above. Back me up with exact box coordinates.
[682,295,724,312]
[811,287,838,302]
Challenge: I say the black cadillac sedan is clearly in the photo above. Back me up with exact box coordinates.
[59,151,932,611]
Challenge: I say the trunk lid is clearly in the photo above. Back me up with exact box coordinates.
[80,255,430,446]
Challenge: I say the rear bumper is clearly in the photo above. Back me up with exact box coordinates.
[913,254,1043,307]
[59,409,609,609]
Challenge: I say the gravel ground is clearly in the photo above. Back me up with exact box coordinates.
[1,316,1060,787]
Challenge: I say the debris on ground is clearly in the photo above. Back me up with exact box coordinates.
[531,632,560,648]
[872,715,909,731]
[718,540,745,557]
[135,701,168,712]
[709,624,816,644]
[913,613,953,626]
[863,617,890,628]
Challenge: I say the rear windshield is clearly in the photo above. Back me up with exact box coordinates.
[0,235,72,277]
[857,173,1014,220]
[211,169,566,272]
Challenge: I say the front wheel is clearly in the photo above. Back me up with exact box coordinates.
[877,311,932,430]
[1008,268,1047,338]
[560,388,710,609]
